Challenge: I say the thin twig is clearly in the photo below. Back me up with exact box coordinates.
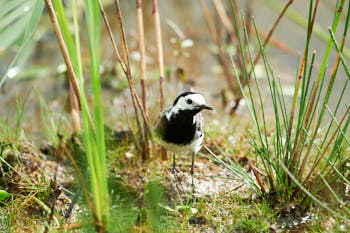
[253,28,296,55]
[213,0,236,42]
[249,160,266,194]
[34,196,60,226]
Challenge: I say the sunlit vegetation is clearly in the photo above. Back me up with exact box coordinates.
[0,0,349,232]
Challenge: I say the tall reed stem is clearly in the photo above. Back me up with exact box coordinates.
[44,0,81,132]
[152,0,165,110]
[98,0,152,137]
[287,0,318,167]
[291,0,345,169]
[114,0,151,160]
[136,0,147,113]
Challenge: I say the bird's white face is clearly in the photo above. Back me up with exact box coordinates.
[171,93,213,114]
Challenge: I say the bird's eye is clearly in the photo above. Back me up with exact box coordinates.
[187,99,193,104]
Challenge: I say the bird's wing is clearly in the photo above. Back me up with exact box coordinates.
[154,107,171,139]
[194,112,204,138]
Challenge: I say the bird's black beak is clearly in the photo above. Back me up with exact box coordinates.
[198,104,213,110]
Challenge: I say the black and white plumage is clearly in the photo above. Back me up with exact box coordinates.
[155,89,213,185]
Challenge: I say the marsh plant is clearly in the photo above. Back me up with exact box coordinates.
[42,0,161,231]
[220,0,350,218]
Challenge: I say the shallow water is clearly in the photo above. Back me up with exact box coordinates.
[0,0,348,143]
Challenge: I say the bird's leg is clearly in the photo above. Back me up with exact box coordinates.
[190,152,195,187]
[172,153,178,177]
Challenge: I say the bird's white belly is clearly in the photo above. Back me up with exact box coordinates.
[159,134,204,154]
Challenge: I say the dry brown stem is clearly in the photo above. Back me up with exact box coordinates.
[245,0,253,43]
[136,0,147,112]
[152,0,165,110]
[286,0,319,168]
[302,105,350,189]
[299,28,347,183]
[114,0,151,160]
[98,0,126,74]
[256,28,296,55]
[44,0,81,133]
[249,160,266,194]
[286,0,319,167]
[213,0,245,85]
[99,1,151,130]
[200,0,236,91]
[69,84,81,132]
[213,0,236,41]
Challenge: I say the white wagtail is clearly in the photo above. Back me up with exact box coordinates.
[155,87,213,185]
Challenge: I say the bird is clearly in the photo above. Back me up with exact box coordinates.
[155,87,213,186]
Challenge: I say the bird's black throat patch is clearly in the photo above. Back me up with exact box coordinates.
[163,109,199,145]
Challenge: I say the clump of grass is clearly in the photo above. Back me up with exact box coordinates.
[0,90,31,142]
[43,0,167,230]
[226,0,350,217]
[0,113,67,232]
[44,0,109,230]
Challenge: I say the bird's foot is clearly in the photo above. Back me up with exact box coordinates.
[190,172,195,191]
[172,166,179,174]
[190,180,195,197]
[172,166,179,180]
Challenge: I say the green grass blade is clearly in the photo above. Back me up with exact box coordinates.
[0,0,44,87]
[83,0,109,226]
[280,162,350,222]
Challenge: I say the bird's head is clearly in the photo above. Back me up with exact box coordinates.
[171,92,213,115]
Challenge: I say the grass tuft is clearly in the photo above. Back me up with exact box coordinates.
[222,0,350,217]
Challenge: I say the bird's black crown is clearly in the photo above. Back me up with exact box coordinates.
[173,91,196,106]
